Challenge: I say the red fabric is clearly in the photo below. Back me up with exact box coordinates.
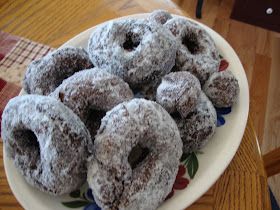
[0,110,2,134]
[0,31,52,136]
[0,78,7,91]
[0,31,19,61]
[0,53,5,61]
[0,80,21,135]
[0,38,53,69]
[0,31,53,123]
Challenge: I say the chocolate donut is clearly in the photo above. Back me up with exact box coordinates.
[156,71,201,118]
[148,10,173,24]
[87,99,182,210]
[165,17,220,84]
[88,19,177,88]
[1,95,92,195]
[174,92,217,153]
[203,70,239,107]
[50,68,134,138]
[23,47,93,95]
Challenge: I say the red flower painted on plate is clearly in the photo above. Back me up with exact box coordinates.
[219,59,229,72]
[165,165,189,200]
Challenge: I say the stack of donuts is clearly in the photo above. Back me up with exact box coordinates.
[1,10,239,210]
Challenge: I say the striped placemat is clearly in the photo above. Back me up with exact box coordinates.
[0,31,54,133]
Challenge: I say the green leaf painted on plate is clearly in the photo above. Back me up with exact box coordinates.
[182,153,192,166]
[69,190,80,198]
[62,200,90,208]
[180,153,190,162]
[186,152,199,179]
[181,152,199,179]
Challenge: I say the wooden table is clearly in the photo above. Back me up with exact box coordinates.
[0,0,271,209]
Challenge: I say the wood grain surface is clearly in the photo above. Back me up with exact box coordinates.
[263,147,280,177]
[263,37,280,206]
[0,0,272,210]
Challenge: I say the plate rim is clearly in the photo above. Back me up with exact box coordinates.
[4,13,249,210]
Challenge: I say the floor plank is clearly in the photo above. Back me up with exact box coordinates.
[263,37,280,205]
[250,54,271,143]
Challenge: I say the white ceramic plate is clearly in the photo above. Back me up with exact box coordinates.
[3,13,249,210]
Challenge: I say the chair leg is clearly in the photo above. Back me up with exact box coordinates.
[196,0,204,19]
[263,147,280,177]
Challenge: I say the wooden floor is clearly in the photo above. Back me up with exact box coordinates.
[171,0,280,204]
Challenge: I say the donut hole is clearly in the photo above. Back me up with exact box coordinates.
[85,109,106,137]
[171,64,180,72]
[132,88,148,99]
[58,92,65,102]
[133,87,145,98]
[123,32,140,51]
[132,86,156,100]
[128,144,150,169]
[182,32,201,54]
[13,129,40,169]
[170,111,182,119]
[13,130,39,151]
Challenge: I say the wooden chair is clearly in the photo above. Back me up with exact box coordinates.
[195,0,204,18]
[263,148,280,209]
[263,147,280,177]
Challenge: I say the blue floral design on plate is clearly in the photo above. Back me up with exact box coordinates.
[84,203,101,210]
[215,107,232,127]
[62,188,101,210]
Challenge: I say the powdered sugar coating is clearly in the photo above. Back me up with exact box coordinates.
[23,47,93,95]
[165,17,220,84]
[50,68,134,138]
[1,95,92,195]
[87,99,182,210]
[88,19,177,88]
[156,71,201,118]
[174,92,217,153]
[147,10,173,24]
[203,70,239,107]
